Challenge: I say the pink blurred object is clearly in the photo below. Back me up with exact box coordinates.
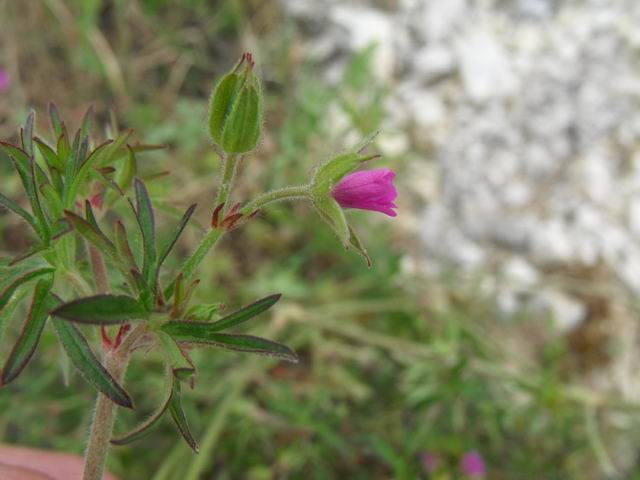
[0,444,119,480]
[461,450,486,477]
[0,69,10,93]
[331,168,398,217]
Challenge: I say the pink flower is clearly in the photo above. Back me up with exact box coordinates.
[331,168,398,217]
[0,69,9,93]
[461,451,486,477]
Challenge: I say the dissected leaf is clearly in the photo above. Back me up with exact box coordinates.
[40,183,64,219]
[34,138,64,171]
[114,221,138,272]
[48,102,63,140]
[111,367,173,445]
[161,322,298,363]
[51,294,147,325]
[205,294,280,332]
[156,203,196,276]
[21,110,35,157]
[0,267,55,311]
[0,289,28,342]
[10,245,48,266]
[64,140,113,207]
[6,152,50,240]
[64,210,115,257]
[1,277,54,385]
[134,178,156,287]
[157,331,195,381]
[51,315,133,408]
[168,376,199,453]
[81,105,95,140]
[0,191,40,234]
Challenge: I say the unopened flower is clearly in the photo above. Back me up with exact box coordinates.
[0,69,10,93]
[208,52,263,154]
[331,168,397,217]
[461,451,486,477]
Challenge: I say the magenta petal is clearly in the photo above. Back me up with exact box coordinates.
[331,169,398,217]
[0,70,9,93]
[461,451,486,477]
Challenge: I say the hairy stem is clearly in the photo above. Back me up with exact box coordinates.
[215,153,239,212]
[164,227,224,299]
[240,185,309,215]
[83,324,147,480]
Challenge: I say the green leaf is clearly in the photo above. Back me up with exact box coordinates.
[64,140,113,207]
[64,210,115,257]
[81,105,95,140]
[157,331,195,381]
[34,138,64,171]
[0,267,55,311]
[21,110,35,158]
[84,200,101,231]
[9,245,48,266]
[156,203,196,275]
[51,314,133,408]
[161,322,298,363]
[0,289,28,342]
[52,218,72,239]
[40,183,64,219]
[134,178,156,287]
[347,224,372,267]
[111,367,173,445]
[57,132,70,164]
[114,221,138,272]
[48,102,63,140]
[205,294,280,332]
[4,149,50,240]
[0,142,49,186]
[1,277,54,385]
[0,191,40,234]
[100,128,133,167]
[168,376,199,453]
[312,196,350,246]
[51,294,147,325]
[117,145,138,192]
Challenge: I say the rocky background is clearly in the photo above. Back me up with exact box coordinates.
[282,0,640,402]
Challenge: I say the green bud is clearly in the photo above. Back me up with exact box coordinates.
[310,131,379,197]
[208,53,263,154]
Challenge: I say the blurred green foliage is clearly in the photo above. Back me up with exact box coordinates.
[2,1,640,479]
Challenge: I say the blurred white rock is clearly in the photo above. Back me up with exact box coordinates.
[531,290,587,334]
[330,6,395,82]
[456,29,520,102]
[413,45,456,81]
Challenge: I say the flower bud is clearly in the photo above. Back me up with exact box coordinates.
[208,53,263,154]
[310,131,379,197]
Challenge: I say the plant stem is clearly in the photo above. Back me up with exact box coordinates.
[82,324,147,480]
[215,153,239,212]
[164,227,224,299]
[240,185,308,215]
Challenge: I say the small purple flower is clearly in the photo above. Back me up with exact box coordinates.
[461,451,486,477]
[331,168,398,217]
[420,451,440,473]
[0,69,10,93]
